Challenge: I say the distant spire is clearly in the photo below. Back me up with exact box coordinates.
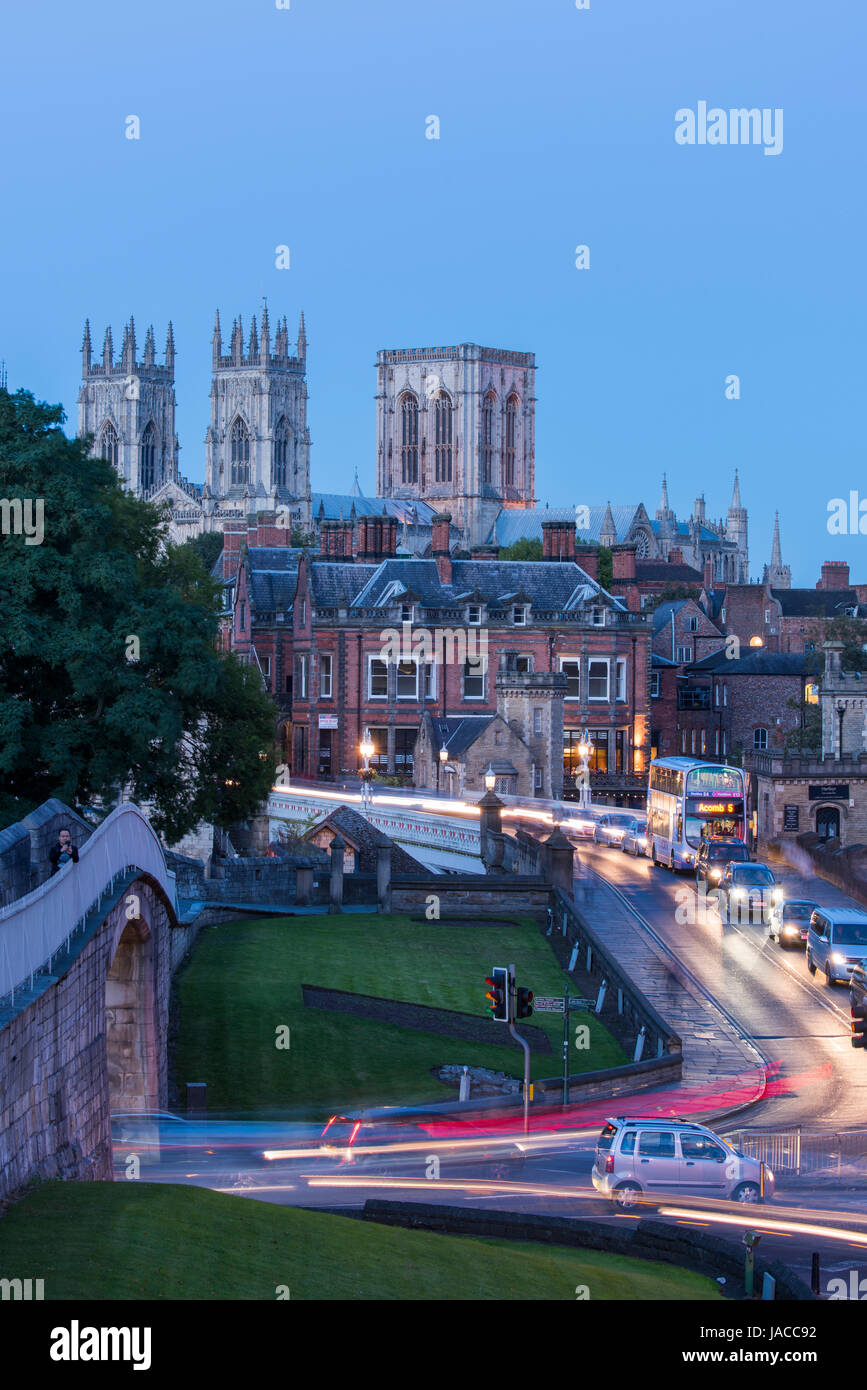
[143,324,155,366]
[128,315,137,361]
[212,309,222,365]
[165,320,175,371]
[660,473,669,512]
[297,310,306,359]
[81,319,92,373]
[730,469,742,512]
[771,511,782,568]
[350,467,363,498]
[102,325,113,370]
[231,315,243,364]
[600,500,617,547]
[248,313,259,359]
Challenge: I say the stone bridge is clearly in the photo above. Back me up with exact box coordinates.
[0,802,198,1200]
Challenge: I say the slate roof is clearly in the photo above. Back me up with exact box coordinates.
[651,600,689,632]
[489,505,639,547]
[246,549,301,610]
[344,558,619,612]
[649,518,729,544]
[636,562,703,583]
[428,715,496,756]
[686,651,817,677]
[651,652,679,668]
[770,588,865,619]
[312,492,437,525]
[306,804,426,874]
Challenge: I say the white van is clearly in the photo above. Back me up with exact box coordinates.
[806,908,867,986]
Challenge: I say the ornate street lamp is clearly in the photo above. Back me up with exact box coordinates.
[437,744,448,794]
[359,730,375,813]
[484,764,497,792]
[577,728,592,810]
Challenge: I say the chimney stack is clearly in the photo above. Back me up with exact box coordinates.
[817,560,850,591]
[574,545,599,583]
[432,512,453,584]
[541,519,576,561]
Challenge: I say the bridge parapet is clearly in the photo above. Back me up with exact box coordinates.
[0,802,176,1006]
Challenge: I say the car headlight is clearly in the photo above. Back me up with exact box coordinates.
[772,888,783,901]
[709,868,722,881]
[637,836,647,848]
[831,952,847,965]
[732,888,746,900]
[783,924,800,935]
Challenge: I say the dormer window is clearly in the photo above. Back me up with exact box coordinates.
[513,605,527,626]
[468,605,481,625]
[401,603,414,624]
[591,607,605,627]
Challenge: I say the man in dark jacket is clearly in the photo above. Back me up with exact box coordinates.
[49,828,79,875]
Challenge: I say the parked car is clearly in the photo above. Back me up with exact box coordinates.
[620,817,648,856]
[591,1115,773,1208]
[594,812,640,847]
[695,837,751,888]
[806,908,867,986]
[768,897,821,947]
[715,862,781,923]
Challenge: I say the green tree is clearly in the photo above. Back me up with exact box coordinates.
[784,694,821,754]
[0,388,276,837]
[822,616,867,672]
[182,530,224,574]
[596,545,613,592]
[291,525,317,548]
[497,537,543,562]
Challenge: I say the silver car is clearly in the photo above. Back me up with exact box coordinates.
[807,908,867,986]
[620,816,648,856]
[594,812,640,847]
[592,1115,774,1208]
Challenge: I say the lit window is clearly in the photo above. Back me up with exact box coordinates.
[749,636,764,648]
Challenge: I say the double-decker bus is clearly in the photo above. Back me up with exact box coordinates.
[646,757,748,871]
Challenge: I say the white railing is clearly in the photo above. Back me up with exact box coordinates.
[0,803,177,1005]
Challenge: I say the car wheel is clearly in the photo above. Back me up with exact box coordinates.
[824,966,835,987]
[807,953,816,976]
[732,1182,761,1204]
[612,1182,642,1210]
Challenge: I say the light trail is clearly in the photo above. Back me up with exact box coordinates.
[658,1206,867,1246]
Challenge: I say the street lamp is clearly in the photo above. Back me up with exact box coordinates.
[484,764,496,792]
[577,728,592,810]
[359,730,375,813]
[436,750,450,795]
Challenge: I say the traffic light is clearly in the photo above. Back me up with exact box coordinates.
[851,1003,867,1049]
[485,966,510,1022]
[516,987,534,1020]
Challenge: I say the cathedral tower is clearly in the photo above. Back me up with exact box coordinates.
[205,306,311,529]
[725,470,749,581]
[762,512,791,589]
[375,342,536,548]
[77,317,177,495]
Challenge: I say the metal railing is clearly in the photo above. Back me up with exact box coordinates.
[0,803,176,1006]
[726,1127,867,1177]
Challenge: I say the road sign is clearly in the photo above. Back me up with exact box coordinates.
[568,996,596,1010]
[533,996,565,1013]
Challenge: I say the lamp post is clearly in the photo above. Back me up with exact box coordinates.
[837,702,845,762]
[478,765,504,870]
[577,728,592,810]
[484,764,496,793]
[359,730,375,814]
[437,744,448,794]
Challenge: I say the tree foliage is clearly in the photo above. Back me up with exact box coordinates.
[182,530,224,575]
[497,538,543,562]
[0,388,276,837]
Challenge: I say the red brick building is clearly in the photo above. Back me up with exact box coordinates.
[219,514,653,799]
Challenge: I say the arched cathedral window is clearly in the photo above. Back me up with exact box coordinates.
[434,391,453,483]
[140,422,156,492]
[503,395,518,488]
[231,416,251,486]
[274,418,290,488]
[482,391,496,486]
[99,421,119,470]
[399,393,418,484]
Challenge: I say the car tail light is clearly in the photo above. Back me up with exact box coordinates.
[605,1154,614,1173]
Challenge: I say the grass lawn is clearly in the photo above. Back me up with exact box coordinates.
[0,1182,723,1301]
[172,913,626,1114]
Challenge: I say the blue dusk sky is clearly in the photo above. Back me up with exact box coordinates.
[1,0,864,584]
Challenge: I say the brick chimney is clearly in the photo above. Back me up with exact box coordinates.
[222,523,245,579]
[541,519,576,561]
[703,560,714,591]
[609,543,639,612]
[574,545,599,583]
[356,515,398,564]
[818,560,850,591]
[668,547,684,566]
[432,512,452,584]
[331,520,355,560]
[470,544,499,562]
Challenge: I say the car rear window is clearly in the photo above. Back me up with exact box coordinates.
[596,1123,618,1152]
[784,903,816,920]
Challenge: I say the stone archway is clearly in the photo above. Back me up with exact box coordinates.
[815,804,841,842]
[105,916,159,1115]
